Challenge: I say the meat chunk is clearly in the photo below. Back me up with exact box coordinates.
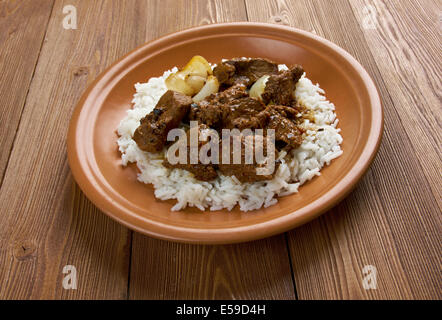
[260,105,305,151]
[133,90,192,152]
[218,134,279,183]
[167,162,218,181]
[188,84,247,128]
[203,83,248,105]
[212,62,235,84]
[261,65,304,106]
[163,124,218,181]
[223,97,267,130]
[213,58,279,87]
[188,84,242,128]
[189,84,267,130]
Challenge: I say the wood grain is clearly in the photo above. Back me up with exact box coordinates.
[0,0,156,299]
[127,0,296,300]
[350,0,442,209]
[0,0,54,185]
[129,235,295,299]
[245,0,441,299]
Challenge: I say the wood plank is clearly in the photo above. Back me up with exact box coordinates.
[350,0,441,210]
[0,0,54,185]
[129,235,295,299]
[245,0,441,299]
[0,0,162,299]
[128,0,296,300]
[346,0,442,299]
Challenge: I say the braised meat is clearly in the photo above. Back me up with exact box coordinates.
[261,65,304,106]
[188,84,247,128]
[164,129,281,183]
[163,124,218,181]
[223,97,267,130]
[133,90,192,152]
[189,84,267,130]
[261,105,305,150]
[218,134,279,183]
[212,62,235,85]
[213,58,279,87]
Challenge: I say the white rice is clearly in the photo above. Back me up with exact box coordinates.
[117,65,343,212]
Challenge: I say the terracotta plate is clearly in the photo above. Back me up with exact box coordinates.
[67,23,383,244]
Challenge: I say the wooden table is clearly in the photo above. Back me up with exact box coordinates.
[0,0,440,300]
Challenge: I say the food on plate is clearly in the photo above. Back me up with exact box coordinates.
[133,90,192,152]
[192,75,219,103]
[213,58,278,86]
[117,56,343,211]
[164,55,212,96]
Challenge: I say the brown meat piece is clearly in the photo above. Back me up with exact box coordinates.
[262,65,304,106]
[218,134,279,183]
[168,162,218,181]
[213,58,279,87]
[163,124,218,181]
[260,105,305,151]
[212,62,235,84]
[203,84,248,105]
[188,100,230,129]
[223,97,267,130]
[133,90,192,153]
[188,84,247,129]
[189,84,267,130]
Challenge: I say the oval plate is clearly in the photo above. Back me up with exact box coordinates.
[67,23,383,244]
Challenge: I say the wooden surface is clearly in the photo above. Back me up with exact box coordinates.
[0,0,440,300]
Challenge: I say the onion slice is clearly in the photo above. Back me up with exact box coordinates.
[181,55,212,78]
[165,73,194,95]
[165,55,213,95]
[192,75,220,103]
[249,75,269,101]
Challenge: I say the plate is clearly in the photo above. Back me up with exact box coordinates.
[67,23,383,244]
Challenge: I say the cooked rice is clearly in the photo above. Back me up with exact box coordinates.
[117,65,343,212]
